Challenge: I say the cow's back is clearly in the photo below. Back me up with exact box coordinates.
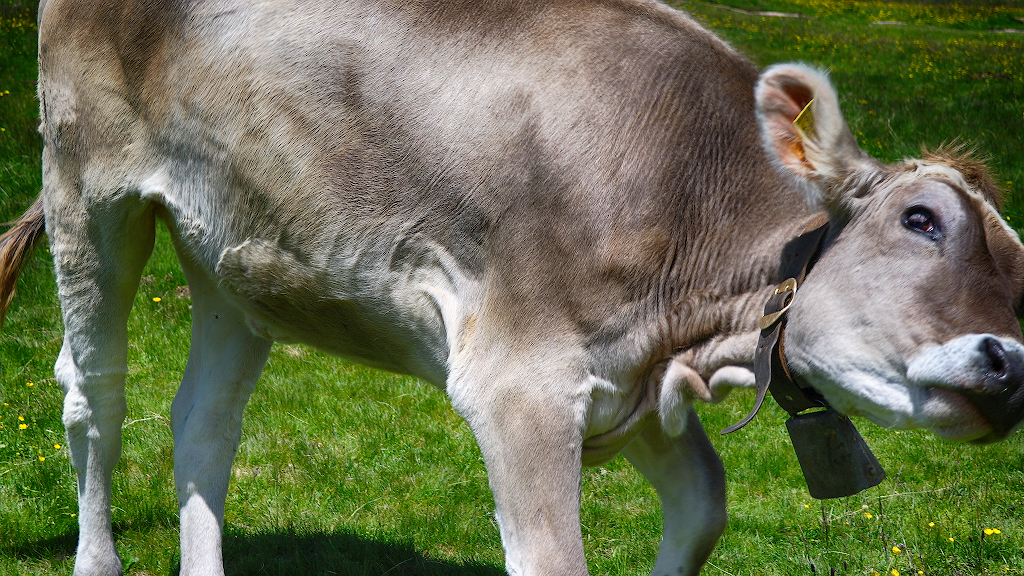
[38,0,807,383]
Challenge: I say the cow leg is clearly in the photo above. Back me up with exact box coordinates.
[621,410,727,576]
[171,263,272,576]
[450,376,589,576]
[45,188,156,576]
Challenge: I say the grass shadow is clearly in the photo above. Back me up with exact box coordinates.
[0,530,77,565]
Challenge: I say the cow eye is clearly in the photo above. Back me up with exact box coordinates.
[902,207,940,238]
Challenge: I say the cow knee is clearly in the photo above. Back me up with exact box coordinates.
[660,443,726,575]
[171,379,253,438]
[623,413,728,576]
[693,461,728,565]
[58,348,127,450]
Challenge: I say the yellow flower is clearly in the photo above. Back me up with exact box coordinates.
[985,528,995,535]
[19,423,27,429]
[928,522,935,527]
[26,381,33,387]
[865,512,874,519]
[18,415,24,421]
[38,456,45,462]
[948,537,955,543]
[891,570,900,576]
[804,504,810,509]
[152,297,162,302]
[892,546,902,554]
[54,443,61,449]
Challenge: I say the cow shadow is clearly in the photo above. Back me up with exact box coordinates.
[220,530,505,576]
[2,528,504,576]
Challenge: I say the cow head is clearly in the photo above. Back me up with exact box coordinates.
[756,64,1024,443]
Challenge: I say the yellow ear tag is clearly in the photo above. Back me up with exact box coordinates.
[793,99,816,140]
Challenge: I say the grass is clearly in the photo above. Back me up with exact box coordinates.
[679,0,1024,224]
[2,0,1024,575]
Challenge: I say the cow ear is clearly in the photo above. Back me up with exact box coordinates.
[756,64,877,212]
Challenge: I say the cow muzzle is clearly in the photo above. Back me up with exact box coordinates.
[907,334,1024,442]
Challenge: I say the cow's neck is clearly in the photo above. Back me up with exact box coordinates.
[659,210,830,379]
[581,210,828,459]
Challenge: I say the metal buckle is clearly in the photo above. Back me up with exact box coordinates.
[758,278,798,330]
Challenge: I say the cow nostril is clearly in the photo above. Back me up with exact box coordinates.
[966,337,1024,439]
[983,337,1008,380]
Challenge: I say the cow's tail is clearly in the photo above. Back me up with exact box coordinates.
[0,197,46,327]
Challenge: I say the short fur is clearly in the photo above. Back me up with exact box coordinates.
[920,142,1003,210]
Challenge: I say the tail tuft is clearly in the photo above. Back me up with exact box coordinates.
[0,198,46,327]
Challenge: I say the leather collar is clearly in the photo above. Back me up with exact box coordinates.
[722,214,831,434]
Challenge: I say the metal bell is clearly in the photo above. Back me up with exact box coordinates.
[785,409,886,499]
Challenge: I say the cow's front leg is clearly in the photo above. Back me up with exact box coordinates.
[450,374,589,576]
[170,263,272,576]
[622,409,726,576]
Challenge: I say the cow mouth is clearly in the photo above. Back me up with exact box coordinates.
[825,378,1013,443]
[920,388,991,442]
[905,335,1024,442]
[836,380,1018,443]
[915,387,993,442]
[789,335,1024,443]
[918,382,1024,443]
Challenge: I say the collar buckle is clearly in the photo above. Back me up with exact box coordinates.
[758,277,798,331]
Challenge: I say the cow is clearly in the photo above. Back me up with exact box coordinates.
[2,0,1023,574]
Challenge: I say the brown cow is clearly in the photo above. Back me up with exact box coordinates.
[2,0,1023,574]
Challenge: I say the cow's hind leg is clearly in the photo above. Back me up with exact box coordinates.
[45,183,156,575]
[622,410,727,576]
[171,261,271,576]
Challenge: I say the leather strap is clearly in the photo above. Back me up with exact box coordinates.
[721,215,830,434]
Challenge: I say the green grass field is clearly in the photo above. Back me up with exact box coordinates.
[2,0,1024,574]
